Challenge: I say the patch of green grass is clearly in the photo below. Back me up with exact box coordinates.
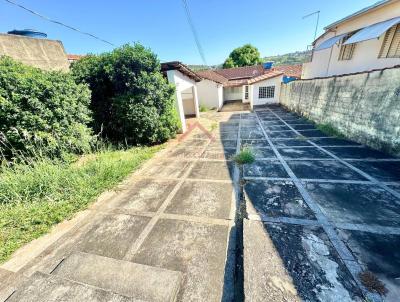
[316,123,345,138]
[0,146,162,263]
[233,147,256,165]
[199,104,209,112]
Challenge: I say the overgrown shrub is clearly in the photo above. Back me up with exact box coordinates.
[0,57,93,159]
[71,44,179,145]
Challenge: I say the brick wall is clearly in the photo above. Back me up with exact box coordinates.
[279,66,400,156]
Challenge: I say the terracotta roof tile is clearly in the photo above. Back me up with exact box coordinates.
[196,70,228,84]
[247,70,284,84]
[214,65,265,80]
[273,64,302,78]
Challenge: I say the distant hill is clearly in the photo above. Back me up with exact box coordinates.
[263,50,311,66]
[187,50,311,71]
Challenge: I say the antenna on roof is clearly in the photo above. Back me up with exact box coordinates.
[302,10,320,42]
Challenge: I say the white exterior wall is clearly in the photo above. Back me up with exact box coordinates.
[223,86,243,101]
[250,76,283,108]
[166,70,199,133]
[196,79,223,109]
[303,1,400,79]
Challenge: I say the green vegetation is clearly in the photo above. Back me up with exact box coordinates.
[317,123,345,138]
[223,44,262,68]
[71,44,179,145]
[0,145,161,263]
[263,50,311,66]
[0,57,93,159]
[199,104,209,112]
[233,147,256,165]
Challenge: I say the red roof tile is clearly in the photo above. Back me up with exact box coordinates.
[273,64,302,78]
[67,54,85,61]
[214,65,265,80]
[196,70,228,84]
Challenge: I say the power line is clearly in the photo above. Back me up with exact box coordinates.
[3,0,115,46]
[181,0,207,65]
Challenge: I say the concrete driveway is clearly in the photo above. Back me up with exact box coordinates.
[240,105,400,302]
[1,105,399,302]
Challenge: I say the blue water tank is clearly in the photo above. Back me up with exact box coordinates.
[7,29,47,38]
[263,61,274,70]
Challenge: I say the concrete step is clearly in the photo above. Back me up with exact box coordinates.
[0,268,28,301]
[4,271,140,302]
[51,252,182,302]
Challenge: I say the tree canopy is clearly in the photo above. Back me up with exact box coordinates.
[223,44,262,68]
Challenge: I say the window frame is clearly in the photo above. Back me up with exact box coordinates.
[258,86,275,99]
[379,24,400,58]
[244,85,249,99]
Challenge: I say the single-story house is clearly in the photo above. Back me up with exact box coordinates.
[161,61,202,133]
[303,0,400,79]
[196,63,302,109]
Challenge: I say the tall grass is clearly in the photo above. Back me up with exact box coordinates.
[0,145,162,263]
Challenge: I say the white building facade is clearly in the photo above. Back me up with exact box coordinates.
[303,0,400,79]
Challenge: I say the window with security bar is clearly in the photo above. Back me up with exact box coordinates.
[259,86,275,99]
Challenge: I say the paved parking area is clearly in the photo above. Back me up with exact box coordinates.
[240,105,400,302]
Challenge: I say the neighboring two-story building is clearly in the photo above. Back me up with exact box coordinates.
[302,0,400,79]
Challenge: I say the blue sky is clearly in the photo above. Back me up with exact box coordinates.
[0,0,377,65]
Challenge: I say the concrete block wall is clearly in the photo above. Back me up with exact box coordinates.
[279,66,400,156]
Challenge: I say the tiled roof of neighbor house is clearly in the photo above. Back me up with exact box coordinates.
[67,54,85,61]
[273,64,302,78]
[196,70,228,84]
[161,61,202,82]
[197,64,302,87]
[214,65,265,80]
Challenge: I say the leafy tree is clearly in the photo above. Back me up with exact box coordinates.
[71,44,179,145]
[223,44,262,68]
[0,56,93,159]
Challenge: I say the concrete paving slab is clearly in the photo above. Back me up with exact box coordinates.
[202,149,235,160]
[166,147,204,159]
[244,180,316,219]
[241,139,270,148]
[179,139,209,147]
[261,120,287,126]
[287,160,367,180]
[142,159,191,178]
[219,124,239,132]
[109,179,177,212]
[252,147,276,159]
[243,220,362,302]
[240,129,265,139]
[215,132,238,140]
[131,219,229,302]
[284,118,313,125]
[389,185,400,194]
[7,272,137,302]
[306,182,400,227]
[337,229,400,301]
[278,147,332,159]
[244,160,289,178]
[291,124,317,130]
[52,251,182,302]
[166,180,233,219]
[188,161,234,180]
[208,139,237,149]
[272,138,313,147]
[263,125,292,132]
[268,131,300,139]
[350,161,400,182]
[77,214,151,259]
[297,129,330,138]
[325,146,396,159]
[311,137,361,146]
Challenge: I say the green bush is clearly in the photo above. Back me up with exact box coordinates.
[0,57,93,159]
[71,44,179,145]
